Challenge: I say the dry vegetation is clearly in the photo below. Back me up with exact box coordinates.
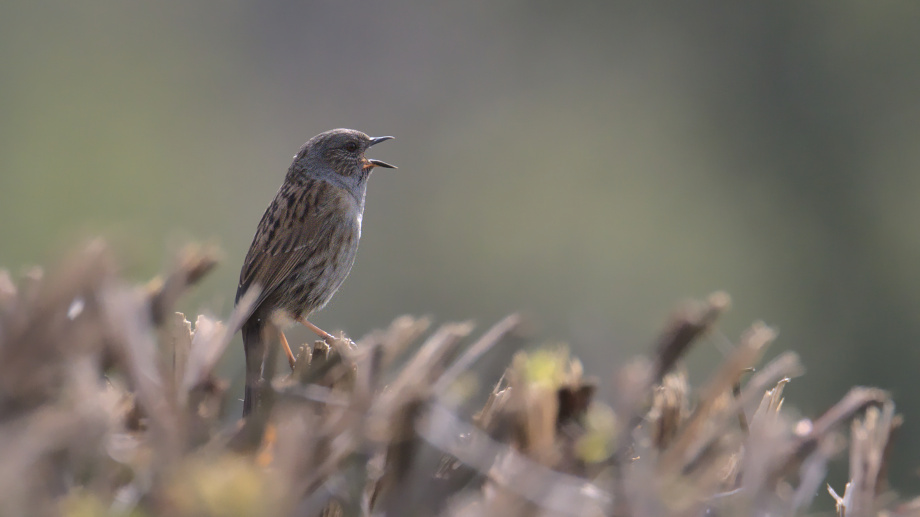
[0,240,915,516]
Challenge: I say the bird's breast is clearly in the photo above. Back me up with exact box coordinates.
[334,187,363,240]
[289,186,364,315]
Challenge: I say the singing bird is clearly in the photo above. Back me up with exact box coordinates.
[236,128,395,416]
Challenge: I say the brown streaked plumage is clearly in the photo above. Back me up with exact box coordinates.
[236,128,395,416]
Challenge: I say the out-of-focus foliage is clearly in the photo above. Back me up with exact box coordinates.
[0,242,911,516]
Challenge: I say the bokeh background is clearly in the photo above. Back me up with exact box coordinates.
[2,0,919,496]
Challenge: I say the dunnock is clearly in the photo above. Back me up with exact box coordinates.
[236,128,395,416]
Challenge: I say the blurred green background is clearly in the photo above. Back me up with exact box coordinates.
[2,0,920,494]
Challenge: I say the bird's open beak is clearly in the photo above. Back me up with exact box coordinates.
[369,136,394,146]
[367,159,396,169]
[365,136,396,169]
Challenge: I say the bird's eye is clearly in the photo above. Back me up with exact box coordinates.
[344,141,358,153]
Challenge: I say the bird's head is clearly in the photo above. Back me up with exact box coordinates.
[289,129,395,192]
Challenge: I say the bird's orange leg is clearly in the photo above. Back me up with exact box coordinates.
[278,330,296,369]
[297,317,336,342]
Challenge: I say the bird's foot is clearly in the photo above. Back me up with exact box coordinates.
[298,317,355,347]
[278,330,296,369]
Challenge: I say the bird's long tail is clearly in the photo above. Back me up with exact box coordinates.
[241,317,266,417]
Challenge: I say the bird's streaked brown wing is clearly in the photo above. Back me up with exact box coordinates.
[235,179,350,313]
